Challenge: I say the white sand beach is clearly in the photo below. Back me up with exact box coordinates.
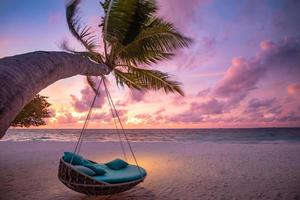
[0,141,300,200]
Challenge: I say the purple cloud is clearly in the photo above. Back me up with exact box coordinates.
[71,85,105,112]
[168,112,203,123]
[190,98,226,115]
[214,36,300,104]
[163,36,300,124]
[157,0,207,34]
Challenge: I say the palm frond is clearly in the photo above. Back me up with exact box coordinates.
[101,0,156,46]
[66,0,99,53]
[114,66,184,95]
[61,40,105,64]
[114,69,144,90]
[116,17,192,65]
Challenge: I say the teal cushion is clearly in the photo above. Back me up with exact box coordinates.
[63,152,83,165]
[105,159,128,170]
[94,164,147,184]
[84,164,106,175]
[82,159,94,166]
[73,165,96,176]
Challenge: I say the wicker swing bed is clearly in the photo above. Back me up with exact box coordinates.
[57,77,147,195]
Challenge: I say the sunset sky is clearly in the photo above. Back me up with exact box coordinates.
[1,0,300,128]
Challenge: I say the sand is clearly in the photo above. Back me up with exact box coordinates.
[0,141,300,200]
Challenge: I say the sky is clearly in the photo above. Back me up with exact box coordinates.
[1,0,300,128]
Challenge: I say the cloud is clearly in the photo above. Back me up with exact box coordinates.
[214,56,266,104]
[48,108,56,117]
[277,112,300,122]
[154,0,216,70]
[87,112,112,123]
[197,88,211,97]
[288,83,300,96]
[163,36,300,124]
[166,98,225,124]
[157,0,207,34]
[129,90,146,102]
[214,36,300,104]
[56,113,78,124]
[245,98,282,118]
[71,85,106,112]
[190,98,226,115]
[116,90,146,107]
[168,112,203,123]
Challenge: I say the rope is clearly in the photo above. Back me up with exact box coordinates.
[68,0,143,186]
[102,78,143,177]
[71,77,103,164]
[103,78,128,161]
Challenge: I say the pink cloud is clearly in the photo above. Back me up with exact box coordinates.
[85,112,112,123]
[71,84,105,112]
[288,83,300,96]
[162,36,300,125]
[191,98,226,115]
[48,108,56,117]
[245,98,282,118]
[214,36,300,105]
[154,0,215,70]
[214,56,265,103]
[260,40,275,51]
[116,90,146,106]
[129,90,146,102]
[157,0,208,34]
[56,113,78,124]
[168,112,203,123]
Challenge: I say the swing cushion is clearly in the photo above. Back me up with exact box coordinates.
[63,152,84,165]
[105,158,128,170]
[84,164,106,175]
[93,164,147,184]
[73,165,96,176]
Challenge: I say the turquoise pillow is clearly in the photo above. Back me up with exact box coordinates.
[73,165,96,176]
[105,159,128,170]
[63,152,83,165]
[84,164,106,175]
[82,159,93,166]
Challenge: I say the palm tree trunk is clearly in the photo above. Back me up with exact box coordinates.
[0,51,110,139]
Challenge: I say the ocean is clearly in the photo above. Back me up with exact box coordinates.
[2,128,300,143]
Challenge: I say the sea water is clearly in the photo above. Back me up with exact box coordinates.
[2,128,300,143]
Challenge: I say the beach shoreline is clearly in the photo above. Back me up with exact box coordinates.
[1,141,300,200]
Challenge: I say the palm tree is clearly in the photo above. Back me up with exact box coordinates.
[0,51,109,138]
[64,0,191,95]
[0,0,191,138]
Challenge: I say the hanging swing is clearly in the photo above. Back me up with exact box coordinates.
[58,77,147,195]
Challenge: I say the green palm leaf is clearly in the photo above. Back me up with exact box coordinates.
[101,0,156,45]
[61,40,104,63]
[65,0,191,96]
[114,66,184,95]
[66,0,99,53]
[116,17,192,65]
[114,69,144,90]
